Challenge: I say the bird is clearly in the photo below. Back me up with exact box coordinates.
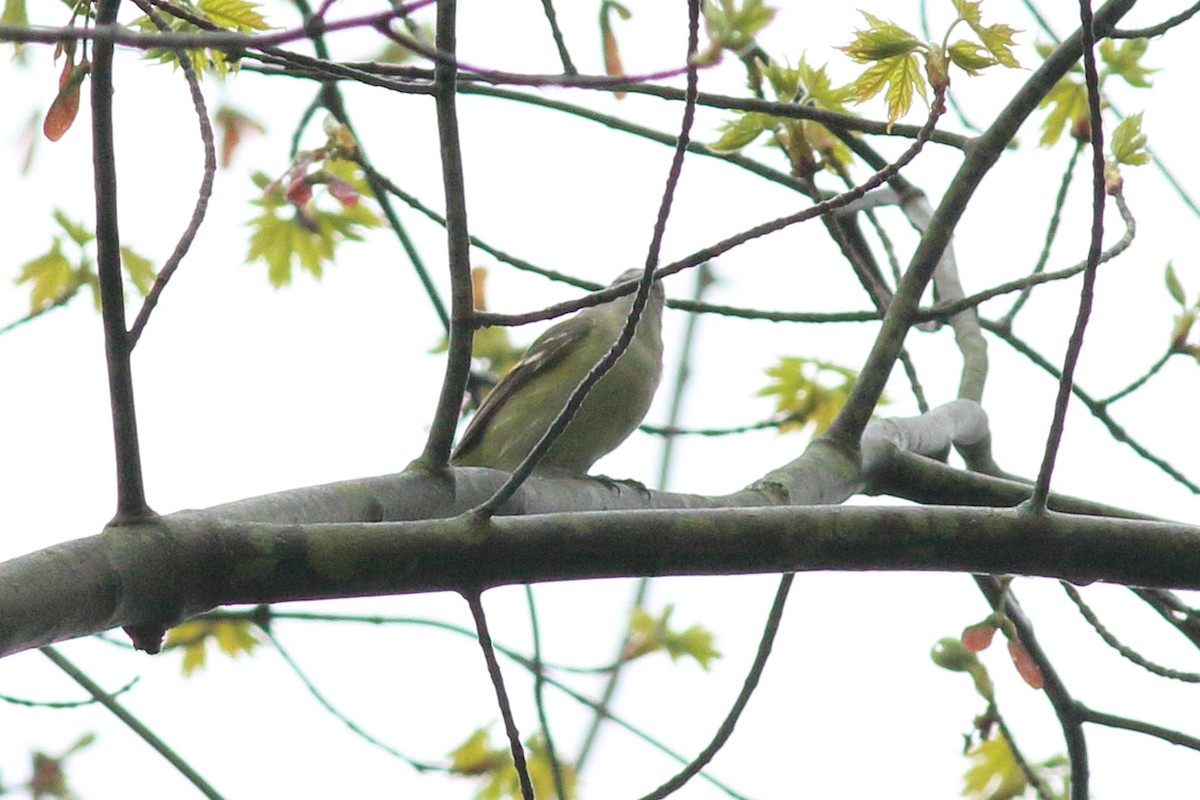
[451,269,665,475]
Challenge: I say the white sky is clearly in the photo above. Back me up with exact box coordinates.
[2,1,1200,798]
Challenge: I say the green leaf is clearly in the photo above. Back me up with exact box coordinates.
[795,58,854,112]
[1,0,27,26]
[131,0,267,77]
[525,734,577,800]
[947,40,997,75]
[955,0,1020,69]
[120,246,157,296]
[855,53,928,125]
[199,0,269,32]
[1099,37,1155,88]
[625,605,722,669]
[52,209,94,247]
[841,12,922,62]
[963,735,1026,800]
[1109,111,1150,166]
[758,356,868,434]
[703,0,776,54]
[1165,261,1186,307]
[2,0,28,59]
[15,239,76,311]
[1037,77,1088,147]
[165,619,261,677]
[710,111,773,152]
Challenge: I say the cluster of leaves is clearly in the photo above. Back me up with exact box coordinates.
[840,0,1019,125]
[696,0,775,65]
[164,618,261,677]
[129,0,269,78]
[15,210,154,314]
[757,356,865,436]
[1037,37,1155,147]
[711,57,855,177]
[621,604,721,668]
[246,154,381,288]
[448,728,576,800]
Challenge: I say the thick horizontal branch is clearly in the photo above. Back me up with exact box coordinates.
[4,501,1199,660]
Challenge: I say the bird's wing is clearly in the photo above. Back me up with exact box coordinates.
[451,314,596,462]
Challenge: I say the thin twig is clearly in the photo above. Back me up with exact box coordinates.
[1000,140,1084,327]
[538,0,577,74]
[638,574,793,800]
[524,586,568,800]
[1061,582,1200,682]
[262,625,438,769]
[1098,348,1173,406]
[128,0,216,346]
[981,318,1200,494]
[41,646,225,799]
[1076,703,1200,751]
[466,592,535,800]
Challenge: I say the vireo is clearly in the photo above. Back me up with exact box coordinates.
[451,269,665,474]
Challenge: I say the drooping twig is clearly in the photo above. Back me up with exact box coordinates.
[466,592,535,800]
[128,0,217,346]
[41,646,225,799]
[637,574,793,800]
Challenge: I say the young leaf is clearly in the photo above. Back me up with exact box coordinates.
[710,111,773,152]
[624,605,721,669]
[1037,77,1089,147]
[963,735,1026,800]
[1165,261,1186,307]
[199,0,269,31]
[841,12,928,126]
[2,0,29,60]
[1109,112,1150,166]
[1100,37,1155,88]
[841,12,922,62]
[448,728,509,776]
[165,619,261,677]
[52,209,95,247]
[758,357,863,435]
[954,0,1020,68]
[15,239,75,311]
[120,246,157,296]
[702,0,776,60]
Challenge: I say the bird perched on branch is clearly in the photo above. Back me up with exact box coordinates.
[451,269,665,475]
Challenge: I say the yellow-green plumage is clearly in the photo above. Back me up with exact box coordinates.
[451,270,665,474]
